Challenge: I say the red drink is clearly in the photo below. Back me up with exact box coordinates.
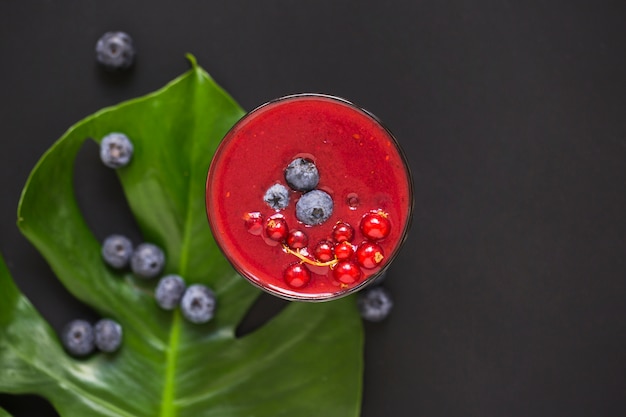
[206,94,413,301]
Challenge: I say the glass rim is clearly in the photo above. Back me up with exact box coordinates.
[206,93,414,302]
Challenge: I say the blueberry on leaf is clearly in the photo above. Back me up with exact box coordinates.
[263,183,290,210]
[94,318,123,353]
[180,284,216,324]
[155,274,186,310]
[101,234,133,269]
[130,243,165,279]
[100,133,134,168]
[62,320,95,357]
[95,31,136,71]
[284,158,319,192]
[357,287,393,322]
[295,190,334,225]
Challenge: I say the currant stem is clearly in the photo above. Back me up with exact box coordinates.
[282,245,338,267]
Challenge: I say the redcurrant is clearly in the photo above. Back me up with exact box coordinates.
[244,212,263,235]
[360,211,391,240]
[332,221,355,243]
[313,240,335,262]
[284,263,311,288]
[334,241,355,261]
[287,229,309,249]
[265,216,288,242]
[356,241,385,269]
[332,260,362,284]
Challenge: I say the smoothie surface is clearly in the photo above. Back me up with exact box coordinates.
[206,94,412,300]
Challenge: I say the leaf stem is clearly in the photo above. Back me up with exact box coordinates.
[160,309,182,417]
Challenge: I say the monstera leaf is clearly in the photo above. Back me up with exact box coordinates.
[0,56,363,416]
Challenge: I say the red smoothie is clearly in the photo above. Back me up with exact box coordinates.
[206,94,413,301]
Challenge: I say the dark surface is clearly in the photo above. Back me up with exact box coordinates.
[1,1,626,416]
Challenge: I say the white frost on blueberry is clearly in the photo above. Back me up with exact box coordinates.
[95,31,136,70]
[295,189,334,225]
[100,132,134,168]
[284,158,320,192]
[130,243,165,279]
[263,183,290,210]
[94,318,123,353]
[101,234,133,269]
[155,274,187,310]
[180,284,216,324]
[62,319,95,357]
[357,287,393,322]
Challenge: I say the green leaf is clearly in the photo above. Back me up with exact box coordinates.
[0,57,363,416]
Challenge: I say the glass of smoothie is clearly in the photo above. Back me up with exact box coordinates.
[206,94,413,301]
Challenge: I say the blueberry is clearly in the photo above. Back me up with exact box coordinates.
[295,190,334,225]
[130,243,165,279]
[263,183,290,210]
[180,284,216,324]
[101,234,133,269]
[95,31,136,71]
[155,274,186,310]
[357,287,393,322]
[100,133,134,168]
[94,319,123,353]
[62,320,95,357]
[284,158,320,192]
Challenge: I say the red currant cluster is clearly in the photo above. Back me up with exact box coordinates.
[244,209,391,290]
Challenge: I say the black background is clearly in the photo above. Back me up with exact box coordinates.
[1,1,626,416]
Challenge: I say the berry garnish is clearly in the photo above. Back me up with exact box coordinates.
[100,132,134,168]
[101,234,133,269]
[130,243,165,279]
[313,240,335,262]
[265,216,289,242]
[332,260,362,284]
[94,318,123,353]
[180,284,217,324]
[284,157,320,192]
[244,212,264,235]
[360,211,391,241]
[284,263,311,288]
[357,286,393,322]
[286,229,308,249]
[263,183,290,210]
[95,31,136,71]
[62,319,95,357]
[334,241,355,261]
[295,190,334,226]
[155,274,187,310]
[355,241,385,269]
[332,221,354,243]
